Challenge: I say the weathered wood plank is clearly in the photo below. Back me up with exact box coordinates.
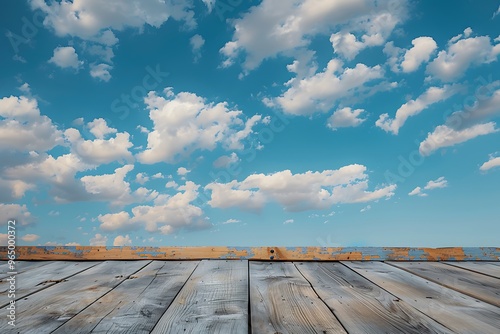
[53,261,199,334]
[0,261,53,279]
[0,260,150,334]
[343,261,500,334]
[0,261,98,308]
[1,246,499,260]
[250,261,347,334]
[296,262,453,333]
[151,260,248,334]
[388,261,500,307]
[444,261,500,279]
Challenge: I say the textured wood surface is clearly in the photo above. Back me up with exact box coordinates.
[388,261,500,307]
[250,261,347,333]
[53,261,199,334]
[296,262,453,333]
[0,261,149,334]
[1,246,499,260]
[151,260,248,334]
[0,261,53,279]
[0,261,98,308]
[445,261,500,278]
[344,261,500,334]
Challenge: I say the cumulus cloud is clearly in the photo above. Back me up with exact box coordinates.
[90,63,113,81]
[49,46,83,69]
[177,167,190,176]
[205,165,396,212]
[283,219,294,224]
[327,107,366,130]
[0,95,63,152]
[265,59,385,116]
[409,177,447,196]
[97,181,209,234]
[190,34,205,62]
[222,218,240,224]
[480,155,500,171]
[401,37,438,72]
[136,89,265,164]
[90,233,108,246]
[419,89,500,155]
[81,164,157,207]
[420,122,497,156]
[221,0,407,71]
[376,85,460,135]
[426,30,500,81]
[213,153,240,168]
[113,234,132,246]
[135,173,149,185]
[64,119,133,165]
[21,234,40,242]
[0,204,34,226]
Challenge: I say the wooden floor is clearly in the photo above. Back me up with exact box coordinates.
[1,260,500,333]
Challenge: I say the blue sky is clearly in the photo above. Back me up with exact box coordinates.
[1,0,499,247]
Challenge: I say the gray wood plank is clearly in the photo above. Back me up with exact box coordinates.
[444,261,500,279]
[53,261,199,334]
[0,261,99,307]
[0,261,53,279]
[0,260,150,334]
[343,261,500,334]
[250,261,347,334]
[296,262,454,334]
[389,261,500,307]
[151,260,248,334]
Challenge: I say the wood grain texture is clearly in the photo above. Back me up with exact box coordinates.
[388,261,500,307]
[296,262,453,333]
[0,260,53,279]
[0,261,98,308]
[343,261,500,334]
[444,261,500,278]
[151,260,248,334]
[1,246,499,260]
[250,261,347,334]
[53,261,198,334]
[0,260,149,334]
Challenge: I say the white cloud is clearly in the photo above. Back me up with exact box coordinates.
[283,219,294,224]
[135,173,149,185]
[420,122,498,156]
[90,63,113,82]
[0,95,63,152]
[409,177,447,197]
[49,46,83,69]
[0,204,34,226]
[81,165,157,207]
[376,85,460,135]
[90,233,108,246]
[401,37,438,72]
[190,34,205,62]
[360,205,371,212]
[64,124,133,165]
[221,0,407,71]
[97,181,209,234]
[408,186,425,196]
[177,167,190,176]
[152,173,164,179]
[113,234,132,246]
[18,82,31,94]
[480,155,500,171]
[206,165,396,212]
[0,234,8,246]
[426,32,500,81]
[87,118,117,139]
[222,218,240,224]
[65,242,80,246]
[165,181,178,188]
[493,5,500,19]
[21,234,40,242]
[136,89,264,164]
[31,0,197,41]
[213,153,240,168]
[267,59,385,116]
[327,107,366,130]
[202,0,215,12]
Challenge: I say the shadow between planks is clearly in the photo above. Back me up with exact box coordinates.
[0,260,499,333]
